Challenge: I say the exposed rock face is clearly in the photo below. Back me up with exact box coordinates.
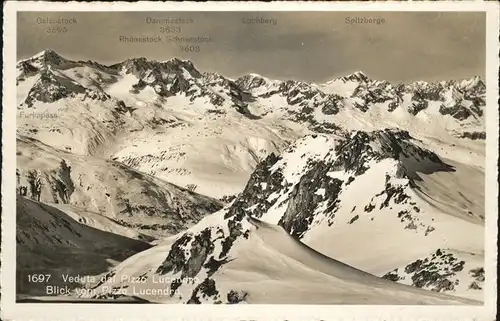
[82,88,112,102]
[18,53,251,112]
[382,249,484,298]
[348,74,484,121]
[227,290,249,304]
[17,61,40,82]
[20,60,113,107]
[17,159,75,204]
[224,153,284,220]
[149,157,294,299]
[351,80,401,112]
[331,131,375,175]
[107,148,307,303]
[278,80,346,116]
[403,80,485,120]
[114,207,252,303]
[155,225,236,280]
[187,278,221,304]
[204,72,253,103]
[279,163,343,238]
[236,74,274,93]
[23,70,77,107]
[439,103,472,121]
[468,267,485,289]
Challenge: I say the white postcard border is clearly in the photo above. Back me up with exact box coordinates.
[2,2,499,320]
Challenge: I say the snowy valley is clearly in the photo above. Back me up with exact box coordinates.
[15,50,486,304]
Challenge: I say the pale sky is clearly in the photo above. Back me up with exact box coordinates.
[17,11,485,83]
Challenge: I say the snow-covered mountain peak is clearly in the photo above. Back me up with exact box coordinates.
[163,58,202,79]
[235,73,280,93]
[112,57,159,76]
[112,57,203,80]
[254,129,448,188]
[203,72,232,86]
[458,76,485,92]
[344,129,452,179]
[164,57,196,69]
[217,128,459,239]
[339,70,371,83]
[17,49,73,81]
[27,49,69,66]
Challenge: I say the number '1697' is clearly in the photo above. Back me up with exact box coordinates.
[27,274,51,283]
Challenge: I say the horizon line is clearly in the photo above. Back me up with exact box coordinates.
[17,48,485,86]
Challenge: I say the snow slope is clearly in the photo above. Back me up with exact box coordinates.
[16,135,222,237]
[16,195,151,297]
[78,214,478,305]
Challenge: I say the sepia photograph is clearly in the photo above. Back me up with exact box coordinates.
[1,2,499,321]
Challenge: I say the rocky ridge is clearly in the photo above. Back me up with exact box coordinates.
[18,50,486,128]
